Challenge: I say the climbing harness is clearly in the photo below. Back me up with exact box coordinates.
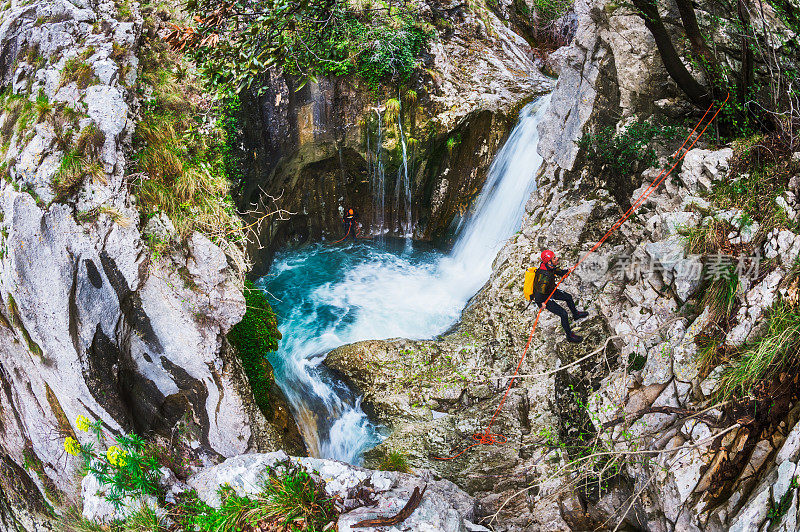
[433,95,729,461]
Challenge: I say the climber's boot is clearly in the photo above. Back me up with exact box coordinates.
[567,332,583,343]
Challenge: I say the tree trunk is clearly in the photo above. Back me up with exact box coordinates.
[737,0,755,104]
[632,0,713,109]
[675,0,721,90]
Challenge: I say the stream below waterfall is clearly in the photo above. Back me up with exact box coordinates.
[257,93,551,464]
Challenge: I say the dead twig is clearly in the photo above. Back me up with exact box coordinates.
[601,405,721,430]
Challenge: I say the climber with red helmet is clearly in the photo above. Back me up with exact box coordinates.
[530,249,588,343]
[342,208,359,241]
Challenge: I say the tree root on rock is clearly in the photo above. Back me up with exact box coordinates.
[352,485,427,528]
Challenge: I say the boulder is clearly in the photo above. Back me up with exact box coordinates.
[679,148,734,193]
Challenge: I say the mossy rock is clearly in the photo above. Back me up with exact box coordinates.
[227,281,281,418]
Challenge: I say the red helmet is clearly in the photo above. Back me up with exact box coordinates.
[541,249,555,263]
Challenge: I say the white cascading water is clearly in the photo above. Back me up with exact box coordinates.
[368,110,386,236]
[260,94,551,464]
[395,111,413,237]
[445,93,551,294]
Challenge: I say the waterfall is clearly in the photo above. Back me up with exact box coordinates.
[445,93,551,294]
[369,103,413,238]
[261,94,551,464]
[369,110,386,236]
[395,112,412,237]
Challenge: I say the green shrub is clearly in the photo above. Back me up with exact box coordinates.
[709,134,797,226]
[219,95,244,191]
[378,450,411,473]
[63,416,161,509]
[176,0,432,92]
[227,281,282,417]
[580,120,679,181]
[177,463,337,531]
[717,302,800,399]
[352,16,431,89]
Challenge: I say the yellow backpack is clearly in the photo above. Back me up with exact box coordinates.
[523,267,538,301]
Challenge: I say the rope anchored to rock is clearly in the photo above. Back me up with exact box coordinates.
[433,94,729,461]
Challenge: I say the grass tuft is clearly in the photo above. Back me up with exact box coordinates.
[132,38,248,276]
[702,268,740,325]
[177,464,337,531]
[35,90,52,121]
[60,57,96,89]
[74,123,106,159]
[52,150,105,200]
[59,505,164,532]
[378,450,411,473]
[0,97,24,141]
[717,302,800,400]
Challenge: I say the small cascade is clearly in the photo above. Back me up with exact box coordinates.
[368,110,386,236]
[366,103,414,238]
[394,111,412,237]
[446,94,551,294]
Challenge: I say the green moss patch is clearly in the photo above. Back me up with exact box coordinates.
[227,281,282,417]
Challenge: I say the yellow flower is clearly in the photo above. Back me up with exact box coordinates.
[76,415,91,432]
[106,446,128,467]
[64,437,81,456]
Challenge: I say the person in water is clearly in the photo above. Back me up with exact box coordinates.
[531,249,589,343]
[343,208,358,240]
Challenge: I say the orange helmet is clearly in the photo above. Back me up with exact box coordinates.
[348,209,354,215]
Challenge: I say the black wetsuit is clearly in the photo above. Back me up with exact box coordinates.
[532,264,580,335]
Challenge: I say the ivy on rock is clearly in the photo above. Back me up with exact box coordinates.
[227,281,282,417]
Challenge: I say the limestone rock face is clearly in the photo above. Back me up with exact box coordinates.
[0,0,302,524]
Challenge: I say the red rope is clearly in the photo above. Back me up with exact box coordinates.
[434,95,729,461]
[333,222,352,244]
